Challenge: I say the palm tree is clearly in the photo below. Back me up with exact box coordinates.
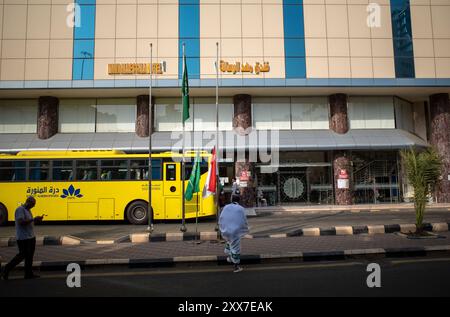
[400,147,442,234]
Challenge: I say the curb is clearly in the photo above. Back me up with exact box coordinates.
[1,222,449,247]
[255,203,450,214]
[4,245,450,271]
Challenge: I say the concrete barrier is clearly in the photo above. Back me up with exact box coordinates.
[335,226,353,236]
[368,225,385,235]
[130,233,150,243]
[302,228,320,237]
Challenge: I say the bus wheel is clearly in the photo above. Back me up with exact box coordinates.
[126,201,151,225]
[0,204,7,226]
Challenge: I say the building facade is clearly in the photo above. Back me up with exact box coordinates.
[0,0,449,207]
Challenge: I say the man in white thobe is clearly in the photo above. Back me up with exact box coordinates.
[219,194,249,273]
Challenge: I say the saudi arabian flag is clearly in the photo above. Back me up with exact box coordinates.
[185,152,201,201]
[182,54,190,122]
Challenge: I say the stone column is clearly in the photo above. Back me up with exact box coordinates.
[37,96,59,140]
[329,93,349,134]
[333,151,353,205]
[329,94,353,205]
[235,161,256,208]
[429,93,450,203]
[136,95,154,137]
[233,94,252,135]
[232,94,255,208]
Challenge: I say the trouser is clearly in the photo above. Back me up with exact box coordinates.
[3,237,36,277]
[224,238,241,264]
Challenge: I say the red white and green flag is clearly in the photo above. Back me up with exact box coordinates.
[202,147,217,198]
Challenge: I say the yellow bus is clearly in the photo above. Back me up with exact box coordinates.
[0,150,216,225]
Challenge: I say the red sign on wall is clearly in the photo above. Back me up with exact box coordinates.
[339,169,349,179]
[240,171,250,181]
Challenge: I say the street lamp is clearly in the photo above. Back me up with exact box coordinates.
[80,51,92,80]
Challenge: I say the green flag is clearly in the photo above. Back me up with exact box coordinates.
[182,54,190,122]
[185,152,201,201]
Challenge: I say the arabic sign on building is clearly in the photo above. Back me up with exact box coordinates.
[108,62,166,75]
[220,60,270,75]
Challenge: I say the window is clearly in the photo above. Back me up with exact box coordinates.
[130,159,162,181]
[53,161,74,181]
[193,98,234,131]
[291,97,329,130]
[96,98,136,132]
[76,160,98,181]
[394,97,414,133]
[348,97,395,129]
[0,161,26,182]
[185,159,208,177]
[253,98,291,130]
[0,100,37,133]
[166,164,176,181]
[59,99,96,133]
[100,160,128,180]
[154,98,193,132]
[29,161,50,181]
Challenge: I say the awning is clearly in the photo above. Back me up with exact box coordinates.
[0,129,428,153]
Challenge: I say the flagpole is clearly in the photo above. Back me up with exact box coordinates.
[215,42,220,233]
[195,173,199,243]
[147,43,154,233]
[180,43,187,233]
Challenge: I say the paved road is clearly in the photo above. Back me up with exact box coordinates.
[1,209,450,240]
[1,232,449,267]
[1,257,449,297]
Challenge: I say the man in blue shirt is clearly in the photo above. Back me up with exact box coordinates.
[1,196,44,280]
[219,193,249,273]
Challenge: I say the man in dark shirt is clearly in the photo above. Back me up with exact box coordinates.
[1,196,44,280]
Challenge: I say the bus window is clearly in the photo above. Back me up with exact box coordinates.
[185,159,208,177]
[76,160,98,181]
[130,159,162,181]
[0,161,26,182]
[166,164,176,181]
[100,160,128,180]
[29,161,50,181]
[53,160,73,181]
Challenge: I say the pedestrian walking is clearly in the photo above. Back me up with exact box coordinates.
[219,193,249,273]
[1,196,44,280]
[231,178,239,202]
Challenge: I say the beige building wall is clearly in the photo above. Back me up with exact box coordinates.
[200,0,284,80]
[304,0,395,79]
[0,1,73,81]
[0,1,449,82]
[95,2,178,80]
[411,1,450,78]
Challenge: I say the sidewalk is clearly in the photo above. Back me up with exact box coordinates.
[1,203,450,244]
[1,232,449,271]
[255,202,450,213]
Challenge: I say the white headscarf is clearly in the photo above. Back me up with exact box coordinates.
[219,202,249,241]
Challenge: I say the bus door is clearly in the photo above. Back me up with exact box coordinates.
[163,162,181,219]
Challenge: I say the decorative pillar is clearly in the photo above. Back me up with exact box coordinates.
[233,94,252,135]
[136,95,154,137]
[235,161,256,208]
[333,151,353,205]
[37,96,58,140]
[329,93,349,134]
[429,93,450,203]
[233,94,255,208]
[329,94,353,205]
